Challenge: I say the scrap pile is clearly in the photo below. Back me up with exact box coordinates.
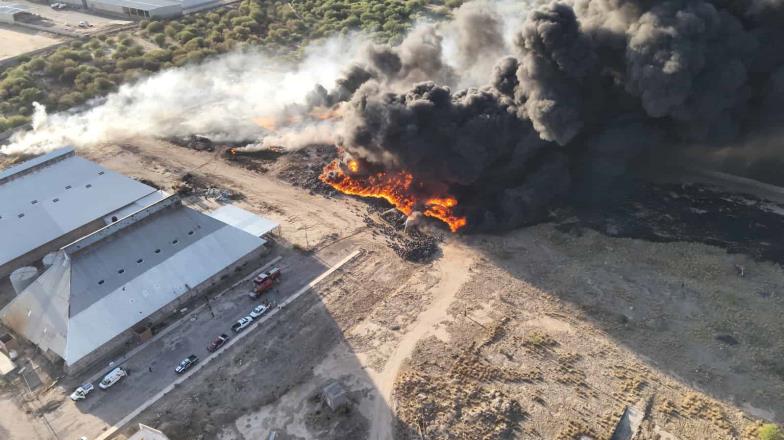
[361,210,441,263]
[174,173,243,202]
[169,135,215,152]
[276,145,337,196]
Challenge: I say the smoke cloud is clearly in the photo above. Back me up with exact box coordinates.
[5,0,784,233]
[0,36,369,155]
[320,0,784,231]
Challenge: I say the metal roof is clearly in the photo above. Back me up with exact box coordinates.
[208,205,279,237]
[0,4,28,16]
[91,0,180,10]
[0,196,265,366]
[0,147,157,270]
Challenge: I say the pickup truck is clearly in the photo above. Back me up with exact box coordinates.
[232,316,253,333]
[249,267,281,298]
[175,355,199,374]
[70,383,94,401]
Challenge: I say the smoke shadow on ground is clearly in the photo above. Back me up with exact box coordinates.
[21,240,400,440]
[463,178,784,424]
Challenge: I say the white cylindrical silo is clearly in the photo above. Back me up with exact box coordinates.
[42,252,57,268]
[10,266,38,294]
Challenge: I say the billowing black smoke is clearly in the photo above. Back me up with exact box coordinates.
[318,0,784,231]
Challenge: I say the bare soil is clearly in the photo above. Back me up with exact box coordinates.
[3,138,782,440]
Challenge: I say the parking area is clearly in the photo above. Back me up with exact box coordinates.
[7,0,131,36]
[37,245,344,440]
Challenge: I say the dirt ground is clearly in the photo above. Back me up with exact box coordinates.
[0,25,63,60]
[3,138,782,439]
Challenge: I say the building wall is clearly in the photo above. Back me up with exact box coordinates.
[82,0,181,18]
[0,12,17,24]
[0,219,105,281]
[65,245,268,374]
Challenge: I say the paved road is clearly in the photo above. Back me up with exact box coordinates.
[44,247,331,440]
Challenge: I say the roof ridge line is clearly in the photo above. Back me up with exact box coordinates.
[0,147,75,185]
[62,195,182,255]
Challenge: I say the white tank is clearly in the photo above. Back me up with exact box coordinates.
[42,252,57,268]
[10,266,38,294]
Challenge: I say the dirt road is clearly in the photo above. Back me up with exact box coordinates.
[367,243,476,440]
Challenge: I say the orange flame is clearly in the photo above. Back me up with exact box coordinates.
[320,160,467,232]
[253,106,343,132]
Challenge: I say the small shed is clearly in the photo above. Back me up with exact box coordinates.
[128,424,171,440]
[321,382,350,412]
[0,351,16,377]
[0,4,29,24]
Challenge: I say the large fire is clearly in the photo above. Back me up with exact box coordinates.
[320,159,468,232]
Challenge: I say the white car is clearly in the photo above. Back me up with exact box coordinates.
[69,383,94,401]
[98,367,127,390]
[231,316,253,333]
[249,304,269,319]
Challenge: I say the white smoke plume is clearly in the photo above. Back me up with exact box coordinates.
[1,1,539,156]
[1,35,370,155]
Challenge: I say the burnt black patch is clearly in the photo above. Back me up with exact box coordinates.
[556,181,784,265]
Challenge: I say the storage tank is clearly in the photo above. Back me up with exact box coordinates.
[42,252,57,268]
[10,266,38,294]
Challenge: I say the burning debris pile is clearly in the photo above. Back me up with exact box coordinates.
[304,0,784,233]
[320,158,467,232]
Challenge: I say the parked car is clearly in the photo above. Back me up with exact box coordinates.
[207,334,229,352]
[69,383,94,401]
[98,367,127,390]
[231,316,253,333]
[175,355,199,374]
[249,304,270,319]
[50,3,67,9]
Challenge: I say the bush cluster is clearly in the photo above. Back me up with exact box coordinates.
[0,0,445,133]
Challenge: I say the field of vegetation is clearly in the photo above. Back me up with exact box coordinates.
[0,0,458,133]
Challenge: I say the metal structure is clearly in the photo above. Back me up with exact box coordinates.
[0,196,265,369]
[9,266,38,294]
[0,147,162,278]
[208,204,280,238]
[0,4,28,24]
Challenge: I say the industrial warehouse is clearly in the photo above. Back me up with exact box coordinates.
[0,149,277,374]
[0,147,164,280]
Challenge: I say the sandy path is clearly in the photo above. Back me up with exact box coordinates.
[367,242,475,440]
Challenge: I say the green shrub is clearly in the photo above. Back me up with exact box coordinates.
[175,30,198,43]
[0,114,31,131]
[760,424,784,440]
[152,34,166,47]
[58,91,85,109]
[26,57,46,72]
[147,21,165,33]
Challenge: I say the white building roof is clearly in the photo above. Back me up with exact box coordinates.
[92,0,180,10]
[208,205,279,237]
[0,4,28,16]
[0,147,158,271]
[128,424,171,440]
[0,196,264,366]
